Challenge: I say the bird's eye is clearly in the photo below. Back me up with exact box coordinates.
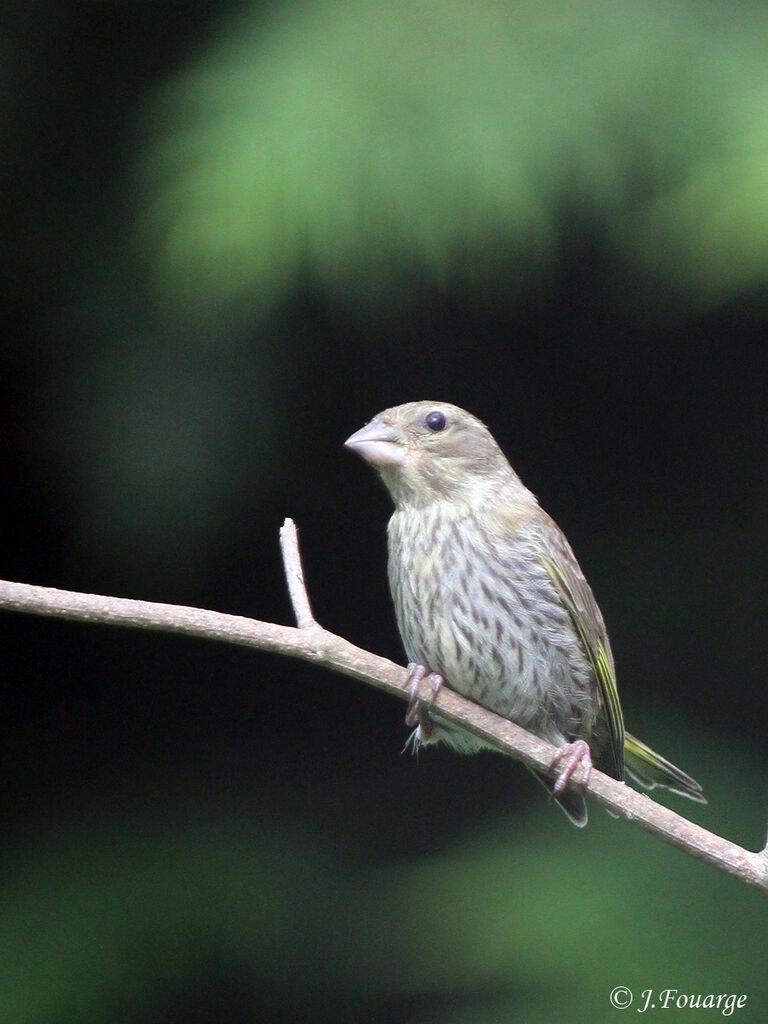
[425,410,447,432]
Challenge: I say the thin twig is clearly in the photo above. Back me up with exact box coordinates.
[0,520,766,895]
[279,517,315,628]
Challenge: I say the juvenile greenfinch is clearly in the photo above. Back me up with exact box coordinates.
[345,401,705,826]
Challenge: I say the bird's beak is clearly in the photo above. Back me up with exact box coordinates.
[344,418,408,467]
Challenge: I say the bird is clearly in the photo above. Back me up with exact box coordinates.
[345,400,705,826]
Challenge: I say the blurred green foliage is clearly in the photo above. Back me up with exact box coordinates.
[6,0,768,569]
[1,729,765,1023]
[141,0,768,311]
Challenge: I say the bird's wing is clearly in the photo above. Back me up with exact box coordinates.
[534,514,625,779]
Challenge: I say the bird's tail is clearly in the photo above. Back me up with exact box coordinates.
[529,769,588,827]
[624,733,706,804]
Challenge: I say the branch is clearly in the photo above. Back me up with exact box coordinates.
[0,518,766,895]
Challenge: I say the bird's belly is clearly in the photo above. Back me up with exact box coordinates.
[392,550,595,742]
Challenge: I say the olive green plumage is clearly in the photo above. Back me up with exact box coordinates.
[345,401,705,826]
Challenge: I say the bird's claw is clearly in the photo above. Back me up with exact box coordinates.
[550,739,593,794]
[404,663,444,739]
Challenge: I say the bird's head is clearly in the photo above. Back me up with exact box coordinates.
[345,401,530,510]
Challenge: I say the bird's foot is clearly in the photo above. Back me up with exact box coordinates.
[550,739,593,794]
[404,663,444,740]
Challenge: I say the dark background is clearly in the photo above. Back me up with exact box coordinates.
[2,2,767,1021]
